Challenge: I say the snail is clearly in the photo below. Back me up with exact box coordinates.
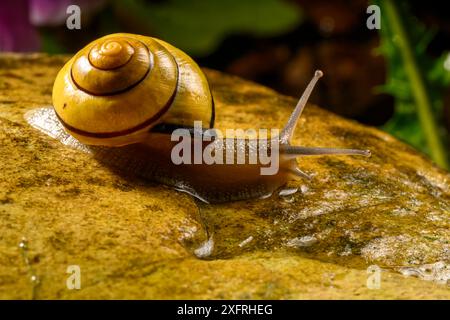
[25,33,371,203]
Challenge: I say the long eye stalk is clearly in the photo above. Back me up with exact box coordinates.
[278,70,371,181]
[280,70,323,144]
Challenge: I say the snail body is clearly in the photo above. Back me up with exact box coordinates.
[25,33,370,203]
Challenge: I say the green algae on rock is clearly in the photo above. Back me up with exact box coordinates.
[0,53,449,299]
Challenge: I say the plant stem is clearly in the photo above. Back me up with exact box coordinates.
[383,0,449,169]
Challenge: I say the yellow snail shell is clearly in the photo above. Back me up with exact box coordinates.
[52,33,214,146]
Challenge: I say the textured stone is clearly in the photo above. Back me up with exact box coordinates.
[0,53,449,299]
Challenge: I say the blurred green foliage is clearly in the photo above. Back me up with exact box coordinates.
[375,0,449,168]
[113,0,302,56]
[40,30,67,53]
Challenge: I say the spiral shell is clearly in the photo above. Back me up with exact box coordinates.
[52,33,214,146]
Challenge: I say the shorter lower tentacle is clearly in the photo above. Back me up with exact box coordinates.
[288,167,312,180]
[282,146,371,157]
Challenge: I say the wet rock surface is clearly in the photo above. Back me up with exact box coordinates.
[0,53,449,299]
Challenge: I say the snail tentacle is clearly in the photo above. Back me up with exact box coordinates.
[279,70,323,144]
[287,167,312,180]
[281,146,371,157]
[277,69,370,182]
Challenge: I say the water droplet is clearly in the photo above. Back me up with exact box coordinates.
[258,193,272,200]
[279,187,298,197]
[286,235,317,248]
[300,185,309,194]
[18,237,28,249]
[279,187,298,203]
[30,275,40,284]
[238,236,254,248]
[194,236,214,259]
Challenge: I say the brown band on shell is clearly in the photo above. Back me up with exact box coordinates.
[70,64,151,97]
[57,62,180,139]
[150,95,215,134]
[209,88,215,129]
[88,40,135,70]
[71,38,152,96]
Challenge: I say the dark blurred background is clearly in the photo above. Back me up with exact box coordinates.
[1,0,449,168]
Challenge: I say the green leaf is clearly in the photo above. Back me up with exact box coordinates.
[114,0,302,56]
[374,0,449,169]
[40,30,67,54]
